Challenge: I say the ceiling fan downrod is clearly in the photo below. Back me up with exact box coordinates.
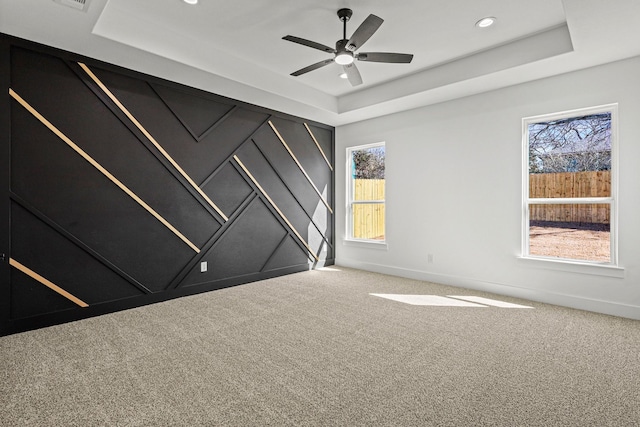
[337,8,353,41]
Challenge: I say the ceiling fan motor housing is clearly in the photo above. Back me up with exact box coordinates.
[335,39,350,53]
[337,8,353,22]
[334,40,354,64]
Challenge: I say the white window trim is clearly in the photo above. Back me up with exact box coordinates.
[345,142,386,246]
[521,104,619,270]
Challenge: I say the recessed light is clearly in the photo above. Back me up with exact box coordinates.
[476,17,496,28]
[183,0,197,5]
[339,73,348,79]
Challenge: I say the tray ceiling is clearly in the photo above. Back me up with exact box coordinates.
[2,0,640,125]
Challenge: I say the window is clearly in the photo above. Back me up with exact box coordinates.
[523,105,617,264]
[347,143,385,243]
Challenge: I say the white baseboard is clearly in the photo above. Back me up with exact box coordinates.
[335,258,640,320]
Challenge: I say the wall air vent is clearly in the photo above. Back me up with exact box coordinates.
[52,0,90,12]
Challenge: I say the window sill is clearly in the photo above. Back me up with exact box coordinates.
[343,239,388,250]
[517,256,624,278]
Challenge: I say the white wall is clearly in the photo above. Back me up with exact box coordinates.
[335,56,640,319]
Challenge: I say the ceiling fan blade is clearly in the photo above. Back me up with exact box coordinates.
[343,63,363,86]
[291,58,335,77]
[282,35,336,53]
[357,52,414,63]
[346,14,383,51]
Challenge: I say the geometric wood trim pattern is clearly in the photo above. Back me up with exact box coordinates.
[233,155,319,262]
[249,140,333,256]
[78,62,229,222]
[9,88,201,254]
[197,115,272,191]
[1,36,334,335]
[164,192,259,291]
[152,82,239,144]
[9,191,153,295]
[268,120,333,214]
[194,106,239,143]
[9,258,89,308]
[304,122,333,171]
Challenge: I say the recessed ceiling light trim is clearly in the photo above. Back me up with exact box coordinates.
[476,17,496,28]
[183,0,198,4]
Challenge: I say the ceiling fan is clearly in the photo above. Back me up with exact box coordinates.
[282,8,414,86]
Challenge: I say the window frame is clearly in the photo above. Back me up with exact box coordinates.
[522,104,618,266]
[346,142,386,245]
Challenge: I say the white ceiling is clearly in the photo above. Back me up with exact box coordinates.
[2,0,640,126]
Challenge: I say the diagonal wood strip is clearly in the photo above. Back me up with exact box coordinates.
[77,62,229,222]
[268,121,333,214]
[304,123,333,171]
[233,155,319,262]
[9,88,200,254]
[9,258,89,308]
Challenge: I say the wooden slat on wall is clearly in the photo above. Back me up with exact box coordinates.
[9,258,88,308]
[304,123,333,171]
[268,121,333,214]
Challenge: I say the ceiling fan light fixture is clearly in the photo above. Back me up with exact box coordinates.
[335,52,354,65]
[476,17,496,28]
[283,9,412,87]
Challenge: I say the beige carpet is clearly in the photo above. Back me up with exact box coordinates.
[1,266,639,426]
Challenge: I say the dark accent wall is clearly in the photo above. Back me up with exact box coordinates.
[0,35,334,336]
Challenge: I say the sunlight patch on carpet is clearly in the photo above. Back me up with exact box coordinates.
[370,294,534,309]
[448,296,533,308]
[370,294,486,307]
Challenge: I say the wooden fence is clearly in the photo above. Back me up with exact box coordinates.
[529,171,611,224]
[352,172,610,236]
[353,179,385,240]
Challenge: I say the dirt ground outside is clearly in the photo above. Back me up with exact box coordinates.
[529,221,610,262]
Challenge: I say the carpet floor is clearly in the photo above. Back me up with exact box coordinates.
[1,266,639,426]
